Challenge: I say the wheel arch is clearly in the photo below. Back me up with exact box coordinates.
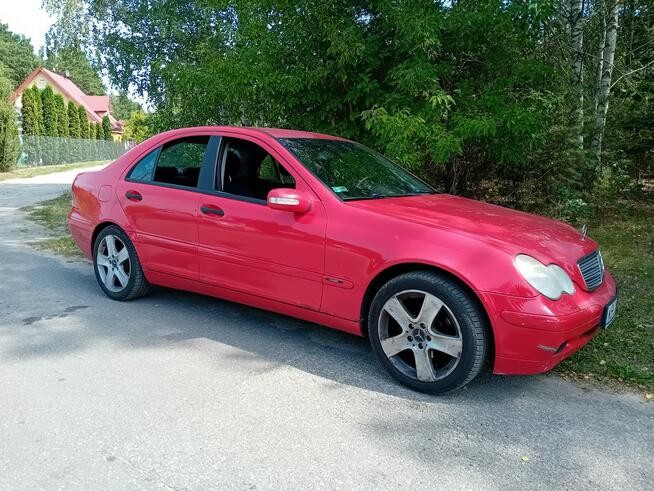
[91,221,123,252]
[360,262,495,361]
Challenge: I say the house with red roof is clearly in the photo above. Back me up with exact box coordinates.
[11,67,124,141]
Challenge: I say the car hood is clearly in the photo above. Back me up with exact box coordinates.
[348,194,597,268]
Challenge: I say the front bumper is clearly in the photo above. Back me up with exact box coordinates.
[478,271,617,375]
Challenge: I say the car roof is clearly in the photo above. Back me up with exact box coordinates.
[163,126,349,141]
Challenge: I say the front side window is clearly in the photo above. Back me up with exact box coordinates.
[218,138,295,201]
[155,136,209,188]
[280,138,435,201]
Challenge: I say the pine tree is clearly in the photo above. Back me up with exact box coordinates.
[67,102,80,138]
[41,86,57,137]
[54,94,68,137]
[102,115,112,140]
[78,105,89,138]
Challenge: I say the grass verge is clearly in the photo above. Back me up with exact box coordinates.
[24,191,82,256]
[556,202,654,392]
[25,190,653,391]
[0,161,107,182]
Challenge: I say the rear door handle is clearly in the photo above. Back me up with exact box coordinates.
[125,191,142,201]
[200,205,225,217]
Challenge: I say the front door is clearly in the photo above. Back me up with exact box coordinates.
[197,136,326,310]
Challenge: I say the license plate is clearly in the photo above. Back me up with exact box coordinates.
[602,296,618,328]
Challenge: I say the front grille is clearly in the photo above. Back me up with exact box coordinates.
[577,250,604,290]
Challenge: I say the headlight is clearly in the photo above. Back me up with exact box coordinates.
[514,254,575,300]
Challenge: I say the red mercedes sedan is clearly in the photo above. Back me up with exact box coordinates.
[68,126,618,393]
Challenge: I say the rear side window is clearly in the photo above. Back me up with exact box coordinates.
[127,149,159,181]
[126,136,210,188]
[155,136,209,188]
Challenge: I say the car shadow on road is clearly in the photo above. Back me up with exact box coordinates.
[1,247,539,405]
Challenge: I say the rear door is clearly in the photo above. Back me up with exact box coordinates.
[116,135,216,280]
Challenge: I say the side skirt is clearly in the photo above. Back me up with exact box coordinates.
[144,269,364,337]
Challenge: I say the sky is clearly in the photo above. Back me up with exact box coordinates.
[0,1,149,107]
[0,0,54,54]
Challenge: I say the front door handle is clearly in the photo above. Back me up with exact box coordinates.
[200,205,225,217]
[125,190,142,201]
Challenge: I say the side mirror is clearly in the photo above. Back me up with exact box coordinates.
[267,188,312,214]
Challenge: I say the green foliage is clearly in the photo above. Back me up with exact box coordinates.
[123,110,150,143]
[110,92,142,121]
[101,115,112,140]
[67,101,80,138]
[54,94,68,137]
[80,120,90,139]
[44,47,105,95]
[20,85,38,135]
[75,0,653,216]
[94,122,103,140]
[0,23,40,87]
[40,86,58,137]
[77,105,89,138]
[31,87,44,135]
[0,69,19,171]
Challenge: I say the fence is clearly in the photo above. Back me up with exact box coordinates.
[18,135,134,167]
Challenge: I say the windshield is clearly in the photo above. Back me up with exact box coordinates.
[279,138,436,200]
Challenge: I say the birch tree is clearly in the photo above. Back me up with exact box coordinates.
[570,0,586,151]
[592,0,621,167]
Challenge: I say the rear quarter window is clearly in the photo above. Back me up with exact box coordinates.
[127,148,159,182]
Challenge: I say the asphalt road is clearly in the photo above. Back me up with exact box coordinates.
[0,168,652,490]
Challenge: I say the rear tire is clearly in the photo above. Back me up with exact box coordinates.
[368,271,489,394]
[93,225,150,301]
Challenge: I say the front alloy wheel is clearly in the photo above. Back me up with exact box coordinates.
[369,271,489,394]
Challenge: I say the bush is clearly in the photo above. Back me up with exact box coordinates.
[0,103,20,171]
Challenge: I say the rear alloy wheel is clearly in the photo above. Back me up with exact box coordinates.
[368,271,488,394]
[93,225,150,301]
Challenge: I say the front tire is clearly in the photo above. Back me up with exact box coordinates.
[368,271,489,394]
[93,225,150,301]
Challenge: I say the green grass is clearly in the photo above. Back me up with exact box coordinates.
[0,161,108,182]
[24,191,82,256]
[25,189,654,390]
[557,203,654,391]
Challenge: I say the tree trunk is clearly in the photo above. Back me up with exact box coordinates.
[595,1,607,114]
[570,0,585,151]
[592,0,621,168]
